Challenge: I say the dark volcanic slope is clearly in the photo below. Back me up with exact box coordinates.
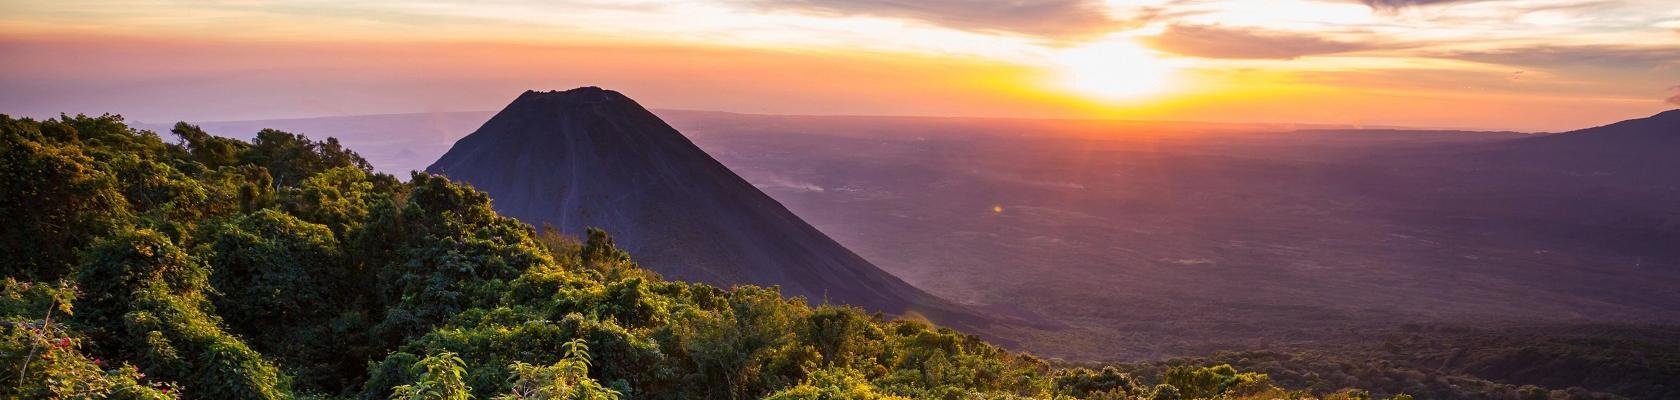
[427,87,983,327]
[1493,108,1680,179]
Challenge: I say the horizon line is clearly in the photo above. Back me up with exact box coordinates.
[118,107,1567,134]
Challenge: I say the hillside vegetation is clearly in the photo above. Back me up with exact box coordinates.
[0,113,1618,399]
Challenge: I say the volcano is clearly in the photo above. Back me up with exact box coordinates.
[427,87,984,327]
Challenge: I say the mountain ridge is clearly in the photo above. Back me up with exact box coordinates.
[426,87,991,330]
[1491,108,1680,180]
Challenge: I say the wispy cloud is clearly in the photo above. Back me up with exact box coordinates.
[1439,45,1680,70]
[738,0,1132,38]
[3,0,1678,130]
[1143,24,1387,59]
[1667,85,1680,106]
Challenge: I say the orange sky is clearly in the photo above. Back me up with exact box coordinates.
[1,0,1677,131]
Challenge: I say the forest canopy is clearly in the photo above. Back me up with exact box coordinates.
[0,113,1603,399]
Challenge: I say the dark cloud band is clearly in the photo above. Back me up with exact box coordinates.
[1143,24,1383,60]
[1358,0,1479,10]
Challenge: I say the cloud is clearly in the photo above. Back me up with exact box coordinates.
[1357,0,1480,10]
[1439,45,1680,70]
[751,174,825,192]
[1667,85,1680,106]
[739,0,1136,38]
[1142,25,1384,59]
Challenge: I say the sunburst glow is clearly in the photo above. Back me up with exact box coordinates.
[1053,38,1177,101]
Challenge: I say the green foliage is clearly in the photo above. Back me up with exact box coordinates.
[201,208,371,391]
[2,280,176,399]
[0,279,75,320]
[204,209,346,335]
[73,229,212,340]
[122,283,286,399]
[0,115,130,279]
[363,173,553,341]
[242,128,371,187]
[1160,364,1268,399]
[1,113,1552,400]
[280,166,378,236]
[107,154,216,238]
[1120,335,1666,400]
[677,286,818,399]
[764,368,908,400]
[1054,366,1139,398]
[391,351,471,400]
[802,306,884,370]
[496,339,621,400]
[172,122,248,169]
[580,228,631,268]
[77,229,288,399]
[1147,384,1178,400]
[869,319,1053,399]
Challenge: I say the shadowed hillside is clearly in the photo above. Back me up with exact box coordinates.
[1491,109,1680,180]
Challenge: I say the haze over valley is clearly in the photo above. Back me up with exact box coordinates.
[146,102,1680,361]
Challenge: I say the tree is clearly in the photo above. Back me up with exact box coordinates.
[679,286,817,400]
[1055,366,1139,398]
[392,351,472,400]
[803,306,884,369]
[364,173,551,340]
[763,368,908,400]
[280,165,378,236]
[203,209,347,334]
[242,128,370,187]
[581,227,631,267]
[1163,364,1268,399]
[170,122,247,169]
[0,116,130,279]
[498,338,622,400]
[1,279,176,399]
[1149,384,1180,400]
[201,209,368,391]
[75,229,288,399]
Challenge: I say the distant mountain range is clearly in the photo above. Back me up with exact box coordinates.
[424,87,987,330]
[1492,109,1680,180]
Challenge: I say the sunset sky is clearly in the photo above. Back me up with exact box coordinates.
[2,0,1677,131]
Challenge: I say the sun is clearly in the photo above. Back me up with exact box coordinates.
[1053,38,1176,101]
